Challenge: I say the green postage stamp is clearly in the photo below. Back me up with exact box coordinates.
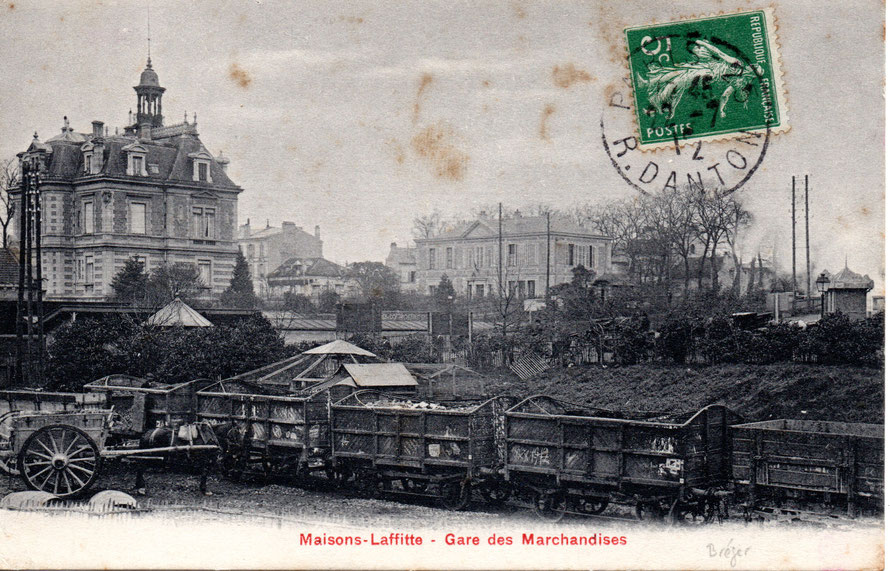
[625,9,788,147]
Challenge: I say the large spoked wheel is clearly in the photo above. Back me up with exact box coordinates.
[18,424,101,498]
[533,491,567,522]
[439,481,471,511]
[479,481,511,507]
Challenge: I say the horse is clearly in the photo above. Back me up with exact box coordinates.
[133,422,221,496]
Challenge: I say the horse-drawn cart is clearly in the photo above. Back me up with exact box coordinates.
[0,379,221,498]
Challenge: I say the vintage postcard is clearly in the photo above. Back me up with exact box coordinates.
[0,0,883,569]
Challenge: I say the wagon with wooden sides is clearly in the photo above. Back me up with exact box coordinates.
[330,390,509,509]
[731,419,884,518]
[83,375,207,436]
[503,395,742,522]
[0,407,219,498]
[0,390,106,474]
[196,379,331,480]
[0,377,221,498]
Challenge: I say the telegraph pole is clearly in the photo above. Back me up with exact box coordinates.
[14,162,27,384]
[497,203,503,299]
[791,176,797,313]
[805,175,811,311]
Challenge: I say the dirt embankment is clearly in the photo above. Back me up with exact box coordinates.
[488,364,884,424]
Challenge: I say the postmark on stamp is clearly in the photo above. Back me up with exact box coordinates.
[624,9,788,148]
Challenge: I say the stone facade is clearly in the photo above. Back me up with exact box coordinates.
[238,220,324,298]
[409,215,612,299]
[9,59,242,302]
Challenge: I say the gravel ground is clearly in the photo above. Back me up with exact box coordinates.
[1,461,880,533]
[0,461,542,528]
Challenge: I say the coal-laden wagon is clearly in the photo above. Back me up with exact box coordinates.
[731,419,884,518]
[503,395,741,522]
[330,390,509,509]
[196,379,331,480]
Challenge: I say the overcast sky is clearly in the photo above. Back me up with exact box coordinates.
[0,0,883,292]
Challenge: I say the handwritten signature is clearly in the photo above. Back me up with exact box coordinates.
[707,538,751,568]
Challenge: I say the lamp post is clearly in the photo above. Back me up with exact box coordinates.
[15,147,47,385]
[815,271,830,319]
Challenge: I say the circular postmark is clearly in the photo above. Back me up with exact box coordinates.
[602,31,772,196]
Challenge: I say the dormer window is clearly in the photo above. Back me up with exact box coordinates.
[122,142,148,177]
[80,142,102,175]
[188,151,214,183]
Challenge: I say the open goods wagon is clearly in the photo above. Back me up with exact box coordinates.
[196,379,330,479]
[503,395,742,521]
[330,391,509,509]
[731,419,884,517]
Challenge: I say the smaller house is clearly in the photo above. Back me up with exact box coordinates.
[266,257,348,300]
[385,242,418,288]
[224,339,379,392]
[822,265,874,320]
[145,298,213,327]
[309,363,418,401]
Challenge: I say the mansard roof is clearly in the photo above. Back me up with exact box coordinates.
[31,129,240,190]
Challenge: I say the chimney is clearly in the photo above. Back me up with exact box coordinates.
[390,242,397,249]
[282,221,296,233]
[138,122,152,140]
[91,121,104,138]
[314,225,321,239]
[216,150,230,173]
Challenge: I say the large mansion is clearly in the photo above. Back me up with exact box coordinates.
[10,57,242,301]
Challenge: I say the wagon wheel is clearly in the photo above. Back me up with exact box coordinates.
[479,481,511,506]
[533,491,567,522]
[581,497,609,515]
[635,499,668,523]
[400,478,428,493]
[17,424,101,498]
[439,481,471,511]
[326,465,352,487]
[668,497,706,525]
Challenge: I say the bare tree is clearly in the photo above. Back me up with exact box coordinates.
[412,210,447,239]
[0,158,19,249]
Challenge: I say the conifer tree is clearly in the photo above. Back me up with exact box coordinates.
[221,251,258,308]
